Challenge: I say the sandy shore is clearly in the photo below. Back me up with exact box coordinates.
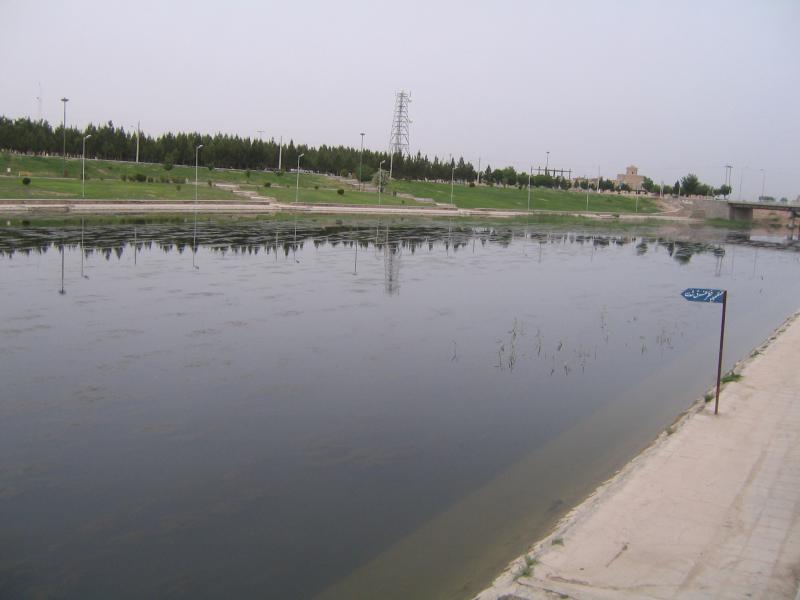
[475,314,800,599]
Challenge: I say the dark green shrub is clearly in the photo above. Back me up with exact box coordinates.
[22,177,31,185]
[133,173,146,183]
[264,182,271,188]
[163,161,173,171]
[469,181,475,187]
[337,188,344,195]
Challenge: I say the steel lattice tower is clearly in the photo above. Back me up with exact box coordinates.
[388,91,411,178]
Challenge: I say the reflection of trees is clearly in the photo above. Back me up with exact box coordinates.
[0,222,786,263]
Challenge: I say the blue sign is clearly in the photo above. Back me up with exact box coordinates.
[681,288,726,303]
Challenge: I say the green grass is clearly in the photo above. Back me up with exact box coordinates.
[514,555,538,580]
[0,177,237,201]
[705,218,750,229]
[1,152,660,213]
[0,152,350,192]
[388,180,660,213]
[257,184,428,206]
[721,373,743,384]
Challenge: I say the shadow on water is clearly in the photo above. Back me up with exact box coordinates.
[1,218,800,600]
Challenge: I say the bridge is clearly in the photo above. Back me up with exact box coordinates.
[691,197,800,222]
[727,201,800,222]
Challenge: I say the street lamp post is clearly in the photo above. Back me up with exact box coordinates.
[545,151,550,174]
[760,169,766,202]
[194,144,203,269]
[450,160,456,207]
[378,160,385,206]
[359,133,365,192]
[130,124,141,163]
[738,167,747,201]
[295,153,305,204]
[82,134,92,198]
[61,97,69,175]
[528,166,532,212]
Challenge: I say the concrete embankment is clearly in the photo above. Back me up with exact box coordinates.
[476,313,800,600]
[0,197,694,221]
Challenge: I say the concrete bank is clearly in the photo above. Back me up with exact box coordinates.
[0,199,695,222]
[476,313,800,600]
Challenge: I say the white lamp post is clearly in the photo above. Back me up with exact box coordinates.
[295,153,305,204]
[378,159,385,206]
[359,133,365,191]
[81,134,91,198]
[450,160,456,207]
[130,123,140,163]
[528,166,532,212]
[60,97,69,175]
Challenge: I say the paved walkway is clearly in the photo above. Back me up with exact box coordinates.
[477,314,800,600]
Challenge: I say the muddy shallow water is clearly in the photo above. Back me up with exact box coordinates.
[1,219,799,599]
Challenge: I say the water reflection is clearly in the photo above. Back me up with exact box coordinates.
[1,219,800,600]
[4,221,792,265]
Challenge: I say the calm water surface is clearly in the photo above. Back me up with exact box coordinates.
[1,219,799,599]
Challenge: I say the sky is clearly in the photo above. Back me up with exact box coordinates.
[1,0,798,200]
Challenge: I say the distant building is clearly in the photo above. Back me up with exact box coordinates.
[616,165,645,191]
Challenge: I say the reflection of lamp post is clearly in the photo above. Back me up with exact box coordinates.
[59,244,66,295]
[295,153,305,204]
[82,134,92,198]
[378,160,385,206]
[193,144,203,269]
[58,244,66,294]
[61,97,69,175]
[359,133,365,191]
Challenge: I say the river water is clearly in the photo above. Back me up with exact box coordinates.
[1,218,799,599]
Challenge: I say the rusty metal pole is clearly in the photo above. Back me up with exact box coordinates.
[714,291,728,415]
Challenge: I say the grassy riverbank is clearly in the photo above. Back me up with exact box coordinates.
[1,152,660,213]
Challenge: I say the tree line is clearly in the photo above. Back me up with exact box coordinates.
[0,116,582,187]
[0,116,729,195]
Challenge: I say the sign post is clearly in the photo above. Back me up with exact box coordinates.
[681,288,728,415]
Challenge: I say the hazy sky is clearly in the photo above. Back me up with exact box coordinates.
[2,0,798,199]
